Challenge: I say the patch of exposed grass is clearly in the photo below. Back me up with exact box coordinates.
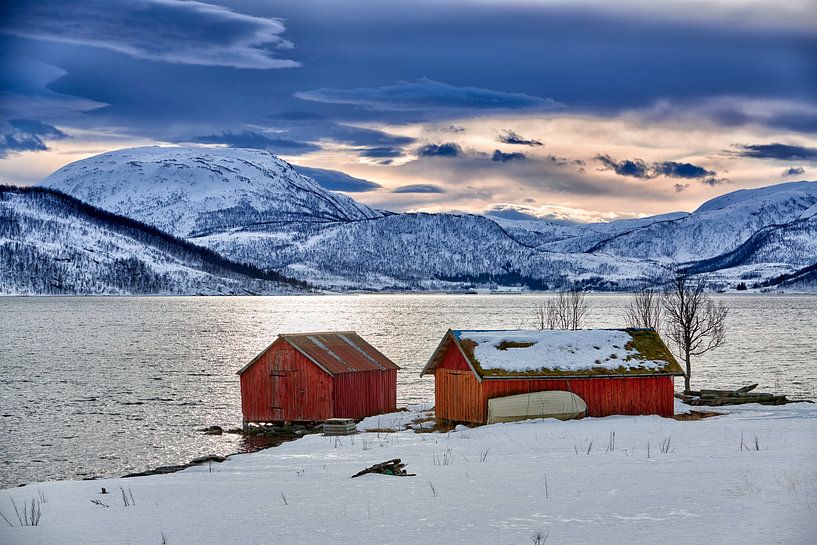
[495,340,536,350]
[623,328,684,374]
[413,419,459,434]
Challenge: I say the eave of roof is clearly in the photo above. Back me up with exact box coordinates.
[420,329,484,382]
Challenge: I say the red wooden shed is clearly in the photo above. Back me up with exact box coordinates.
[421,328,684,424]
[238,331,399,425]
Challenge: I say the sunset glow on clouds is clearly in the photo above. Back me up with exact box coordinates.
[1,0,815,222]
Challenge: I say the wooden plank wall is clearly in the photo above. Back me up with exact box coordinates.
[482,375,676,418]
[240,342,332,423]
[333,369,397,419]
[435,369,484,423]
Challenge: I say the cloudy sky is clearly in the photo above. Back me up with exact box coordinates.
[1,0,816,222]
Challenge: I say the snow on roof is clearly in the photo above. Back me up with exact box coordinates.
[451,329,681,376]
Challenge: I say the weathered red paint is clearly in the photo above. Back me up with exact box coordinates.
[433,340,676,424]
[333,369,398,419]
[239,333,398,423]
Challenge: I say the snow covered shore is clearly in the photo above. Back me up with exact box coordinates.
[2,401,815,545]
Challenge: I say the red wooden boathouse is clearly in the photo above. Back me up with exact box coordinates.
[421,328,684,424]
[238,331,399,425]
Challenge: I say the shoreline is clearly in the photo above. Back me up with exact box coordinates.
[8,426,313,491]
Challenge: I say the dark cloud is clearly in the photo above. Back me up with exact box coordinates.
[1,0,298,69]
[296,78,562,112]
[417,143,463,158]
[596,155,718,180]
[674,183,689,193]
[543,154,569,166]
[0,118,67,158]
[783,166,806,176]
[652,161,715,179]
[492,150,526,162]
[498,130,542,147]
[733,143,817,161]
[293,165,382,192]
[392,184,445,194]
[595,155,652,178]
[700,177,731,186]
[191,131,321,154]
[358,147,403,158]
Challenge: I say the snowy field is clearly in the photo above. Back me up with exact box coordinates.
[1,401,815,545]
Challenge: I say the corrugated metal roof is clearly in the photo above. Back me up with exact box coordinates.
[281,331,399,375]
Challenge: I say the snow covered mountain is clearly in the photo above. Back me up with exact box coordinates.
[41,146,382,238]
[0,185,307,295]
[538,182,817,262]
[28,146,817,292]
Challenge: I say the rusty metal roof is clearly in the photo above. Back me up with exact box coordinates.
[280,331,399,375]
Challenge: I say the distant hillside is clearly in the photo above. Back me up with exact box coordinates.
[0,185,308,295]
[195,211,661,290]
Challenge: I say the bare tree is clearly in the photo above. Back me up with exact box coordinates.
[532,300,551,330]
[532,290,588,330]
[624,288,662,331]
[662,274,728,393]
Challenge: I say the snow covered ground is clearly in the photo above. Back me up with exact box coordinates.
[2,401,815,545]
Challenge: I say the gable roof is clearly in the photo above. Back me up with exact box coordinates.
[238,331,399,376]
[421,328,684,379]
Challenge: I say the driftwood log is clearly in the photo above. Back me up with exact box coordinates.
[351,458,415,478]
[676,383,813,406]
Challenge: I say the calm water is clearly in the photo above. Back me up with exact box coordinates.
[1,294,816,488]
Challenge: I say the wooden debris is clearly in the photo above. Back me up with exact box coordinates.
[351,458,415,478]
[323,418,356,436]
[673,410,722,421]
[676,384,813,406]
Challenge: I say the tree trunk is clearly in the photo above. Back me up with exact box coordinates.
[684,348,692,394]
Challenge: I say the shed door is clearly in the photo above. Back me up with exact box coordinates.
[269,351,289,421]
[289,366,303,421]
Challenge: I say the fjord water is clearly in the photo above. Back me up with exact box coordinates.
[1,294,815,489]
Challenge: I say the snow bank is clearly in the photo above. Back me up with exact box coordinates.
[1,402,815,545]
[459,329,663,372]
